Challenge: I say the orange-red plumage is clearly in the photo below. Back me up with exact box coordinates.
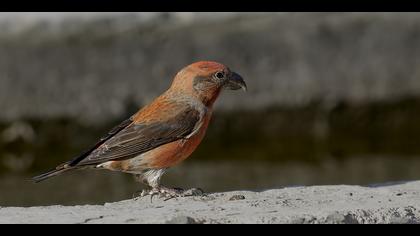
[33,61,246,195]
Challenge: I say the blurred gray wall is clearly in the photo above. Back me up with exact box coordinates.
[1,12,420,124]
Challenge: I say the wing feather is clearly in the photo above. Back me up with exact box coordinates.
[70,104,202,166]
[68,117,134,166]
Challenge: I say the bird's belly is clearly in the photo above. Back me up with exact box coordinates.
[142,136,204,168]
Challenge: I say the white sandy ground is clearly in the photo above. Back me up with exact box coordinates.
[1,181,420,224]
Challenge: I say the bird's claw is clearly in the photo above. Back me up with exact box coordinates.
[134,187,205,202]
[162,187,205,201]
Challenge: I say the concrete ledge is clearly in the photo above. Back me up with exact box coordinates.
[1,181,420,224]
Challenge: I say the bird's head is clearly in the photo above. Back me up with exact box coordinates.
[169,61,247,106]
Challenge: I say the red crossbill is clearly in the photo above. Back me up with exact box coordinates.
[33,61,246,198]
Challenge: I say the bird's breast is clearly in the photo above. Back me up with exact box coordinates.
[143,113,212,169]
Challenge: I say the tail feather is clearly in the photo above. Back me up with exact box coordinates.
[32,163,73,183]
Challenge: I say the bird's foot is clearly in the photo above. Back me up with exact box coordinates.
[136,187,205,201]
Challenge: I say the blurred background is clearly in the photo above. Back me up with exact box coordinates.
[1,12,420,206]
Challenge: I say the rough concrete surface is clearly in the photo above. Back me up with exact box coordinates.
[1,181,420,224]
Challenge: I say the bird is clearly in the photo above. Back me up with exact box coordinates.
[32,61,247,198]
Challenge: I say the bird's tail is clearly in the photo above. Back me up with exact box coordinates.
[32,162,74,183]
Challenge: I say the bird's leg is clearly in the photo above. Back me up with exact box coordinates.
[133,172,204,200]
[132,174,153,199]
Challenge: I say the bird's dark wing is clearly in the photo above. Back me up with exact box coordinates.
[68,117,134,167]
[69,106,201,167]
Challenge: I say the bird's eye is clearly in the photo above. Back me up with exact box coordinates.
[215,72,224,79]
